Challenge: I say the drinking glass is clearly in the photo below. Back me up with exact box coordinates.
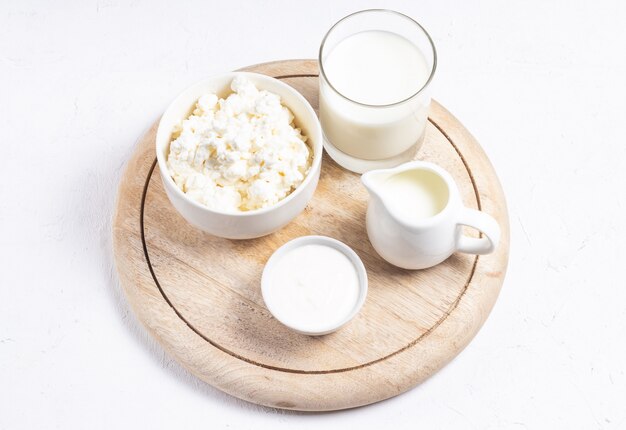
[319,9,437,173]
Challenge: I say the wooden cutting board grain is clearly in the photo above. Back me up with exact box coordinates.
[112,59,510,411]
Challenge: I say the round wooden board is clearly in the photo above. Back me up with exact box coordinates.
[113,60,510,411]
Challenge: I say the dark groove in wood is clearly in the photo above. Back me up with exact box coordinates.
[428,118,482,211]
[273,73,319,79]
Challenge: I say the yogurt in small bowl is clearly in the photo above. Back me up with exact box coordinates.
[261,236,368,335]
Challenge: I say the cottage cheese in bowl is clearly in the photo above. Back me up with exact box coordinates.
[166,76,312,212]
[155,71,322,239]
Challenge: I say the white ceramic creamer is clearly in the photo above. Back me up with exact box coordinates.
[362,161,501,270]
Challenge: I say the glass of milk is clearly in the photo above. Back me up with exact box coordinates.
[319,9,437,173]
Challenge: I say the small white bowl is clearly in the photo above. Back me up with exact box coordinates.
[155,72,323,239]
[261,236,368,336]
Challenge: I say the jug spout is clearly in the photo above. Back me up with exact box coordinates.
[361,170,391,200]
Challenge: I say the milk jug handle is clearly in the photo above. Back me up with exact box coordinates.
[456,208,501,255]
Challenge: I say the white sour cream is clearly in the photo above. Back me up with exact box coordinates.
[262,241,363,334]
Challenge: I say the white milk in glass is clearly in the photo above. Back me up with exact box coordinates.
[320,30,433,170]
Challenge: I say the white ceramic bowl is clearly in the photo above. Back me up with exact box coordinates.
[261,236,368,336]
[155,72,323,239]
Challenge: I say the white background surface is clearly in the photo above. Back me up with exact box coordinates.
[1,0,625,428]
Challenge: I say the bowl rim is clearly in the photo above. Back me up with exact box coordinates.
[261,235,368,335]
[155,71,323,217]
